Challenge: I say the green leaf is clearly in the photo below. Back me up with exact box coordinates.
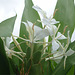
[40,60,52,75]
[0,38,10,74]
[9,59,20,75]
[34,43,43,52]
[20,0,42,38]
[52,41,75,75]
[22,0,42,27]
[29,64,43,75]
[67,65,74,75]
[0,15,16,37]
[33,51,41,64]
[54,0,75,37]
[26,47,31,60]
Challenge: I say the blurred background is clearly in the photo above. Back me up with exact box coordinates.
[0,0,75,42]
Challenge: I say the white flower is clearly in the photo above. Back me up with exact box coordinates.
[1,37,25,62]
[45,31,74,67]
[42,17,59,27]
[53,32,67,51]
[46,25,57,37]
[54,33,66,50]
[33,6,62,51]
[32,5,47,18]
[22,21,50,42]
[32,5,59,26]
[45,48,74,64]
[33,6,63,51]
[47,24,67,51]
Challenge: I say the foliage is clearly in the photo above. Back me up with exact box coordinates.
[0,0,75,75]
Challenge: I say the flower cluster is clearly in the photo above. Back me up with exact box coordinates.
[32,6,75,67]
[1,36,26,62]
[4,5,74,66]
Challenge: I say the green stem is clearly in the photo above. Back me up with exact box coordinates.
[30,42,34,60]
[39,51,57,63]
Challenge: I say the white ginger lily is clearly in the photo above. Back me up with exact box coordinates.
[32,5,59,26]
[33,5,62,51]
[1,37,25,62]
[47,24,67,51]
[52,32,67,51]
[45,48,74,64]
[22,21,50,42]
[45,31,75,68]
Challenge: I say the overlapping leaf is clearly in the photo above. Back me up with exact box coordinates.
[0,15,16,37]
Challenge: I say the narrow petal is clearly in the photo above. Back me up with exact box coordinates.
[52,48,63,63]
[34,25,42,36]
[42,18,51,26]
[46,26,53,36]
[34,29,50,41]
[65,48,75,56]
[42,18,59,26]
[32,5,46,18]
[56,32,67,40]
[22,21,27,27]
[50,19,59,25]
[46,25,57,36]
[54,58,63,63]
[22,21,33,41]
[6,37,11,48]
[52,39,60,51]
[27,21,33,27]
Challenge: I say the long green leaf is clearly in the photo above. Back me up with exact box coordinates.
[0,38,10,74]
[0,15,16,37]
[54,0,75,37]
[29,64,43,75]
[20,0,42,38]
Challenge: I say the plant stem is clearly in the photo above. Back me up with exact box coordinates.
[39,51,57,63]
[30,42,34,60]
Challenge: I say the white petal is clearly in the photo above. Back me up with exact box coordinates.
[52,39,60,51]
[22,21,27,27]
[53,49,63,63]
[52,25,58,35]
[34,29,50,41]
[22,21,33,41]
[6,37,11,48]
[32,5,46,18]
[46,25,57,36]
[65,48,75,56]
[27,21,33,27]
[56,32,67,40]
[50,19,59,25]
[34,26,42,36]
[42,18,51,26]
[42,18,59,26]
